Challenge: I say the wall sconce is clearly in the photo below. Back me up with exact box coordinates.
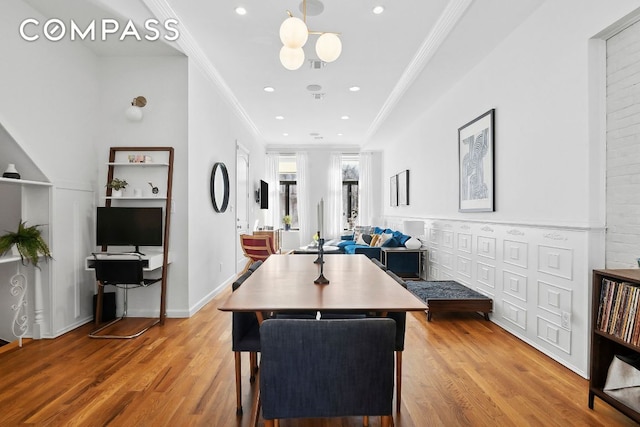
[125,96,147,121]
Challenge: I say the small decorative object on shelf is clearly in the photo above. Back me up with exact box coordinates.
[106,178,128,198]
[283,215,292,231]
[2,163,21,179]
[148,182,159,196]
[0,220,52,267]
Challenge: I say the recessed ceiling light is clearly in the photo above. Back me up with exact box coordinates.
[349,86,360,92]
[307,84,322,92]
[341,115,350,120]
[283,133,289,136]
[275,115,284,120]
[235,6,247,15]
[264,86,275,92]
[373,6,385,15]
[310,132,320,136]
[337,133,343,136]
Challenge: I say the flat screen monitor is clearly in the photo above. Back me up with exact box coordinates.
[260,180,268,209]
[97,207,163,253]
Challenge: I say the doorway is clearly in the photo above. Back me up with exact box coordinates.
[236,143,250,273]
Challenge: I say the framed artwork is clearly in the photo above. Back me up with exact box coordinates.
[390,175,398,206]
[458,109,495,212]
[398,169,409,206]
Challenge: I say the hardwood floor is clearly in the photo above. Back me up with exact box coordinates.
[0,286,636,426]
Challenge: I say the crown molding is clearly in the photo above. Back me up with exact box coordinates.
[364,0,473,142]
[142,0,262,140]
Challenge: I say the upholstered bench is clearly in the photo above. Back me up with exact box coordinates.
[406,280,492,321]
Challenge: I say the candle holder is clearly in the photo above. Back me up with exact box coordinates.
[314,237,330,285]
[314,235,324,264]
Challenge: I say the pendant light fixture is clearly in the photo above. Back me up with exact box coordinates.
[278,0,342,70]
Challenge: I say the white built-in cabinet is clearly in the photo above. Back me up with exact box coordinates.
[0,177,52,343]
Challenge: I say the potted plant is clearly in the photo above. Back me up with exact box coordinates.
[106,178,128,197]
[0,220,52,267]
[283,215,292,231]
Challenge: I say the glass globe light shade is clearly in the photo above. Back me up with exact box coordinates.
[280,46,305,70]
[279,16,308,49]
[125,105,143,121]
[315,33,342,63]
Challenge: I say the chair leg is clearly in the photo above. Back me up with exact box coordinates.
[235,352,243,415]
[396,351,403,412]
[251,376,261,427]
[381,415,393,427]
[250,352,257,383]
[363,415,369,426]
[264,421,274,427]
[241,259,253,274]
[94,282,104,326]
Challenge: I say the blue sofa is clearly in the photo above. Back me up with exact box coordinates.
[335,227,412,261]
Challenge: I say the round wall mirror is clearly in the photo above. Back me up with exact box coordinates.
[210,162,229,213]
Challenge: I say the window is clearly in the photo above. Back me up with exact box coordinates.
[342,156,359,230]
[279,156,298,229]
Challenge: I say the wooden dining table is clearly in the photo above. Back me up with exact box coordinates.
[219,254,428,321]
[220,253,427,424]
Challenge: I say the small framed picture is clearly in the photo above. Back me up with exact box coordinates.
[458,109,495,212]
[390,175,398,207]
[398,170,409,206]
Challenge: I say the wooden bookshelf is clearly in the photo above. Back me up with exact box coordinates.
[589,269,640,423]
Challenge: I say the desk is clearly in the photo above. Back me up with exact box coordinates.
[85,251,173,333]
[219,254,427,320]
[85,250,172,271]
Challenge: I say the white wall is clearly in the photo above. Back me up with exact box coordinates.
[369,0,640,377]
[185,61,265,312]
[0,2,99,183]
[373,0,640,226]
[95,55,189,316]
[0,2,100,340]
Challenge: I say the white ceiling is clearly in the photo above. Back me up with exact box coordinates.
[25,0,545,149]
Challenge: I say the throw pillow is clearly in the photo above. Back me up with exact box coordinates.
[370,234,380,247]
[382,236,400,247]
[356,233,372,246]
[377,232,393,247]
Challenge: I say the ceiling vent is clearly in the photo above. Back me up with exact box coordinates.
[309,59,326,69]
[311,93,325,100]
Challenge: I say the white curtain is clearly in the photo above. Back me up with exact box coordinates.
[326,152,343,240]
[265,153,280,228]
[358,152,374,226]
[296,152,311,246]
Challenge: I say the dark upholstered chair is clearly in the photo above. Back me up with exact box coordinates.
[386,269,406,287]
[89,253,161,339]
[231,269,259,415]
[371,257,387,271]
[248,260,263,272]
[384,269,408,412]
[259,319,395,426]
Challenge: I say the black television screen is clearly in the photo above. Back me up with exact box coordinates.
[260,180,268,209]
[97,207,163,251]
